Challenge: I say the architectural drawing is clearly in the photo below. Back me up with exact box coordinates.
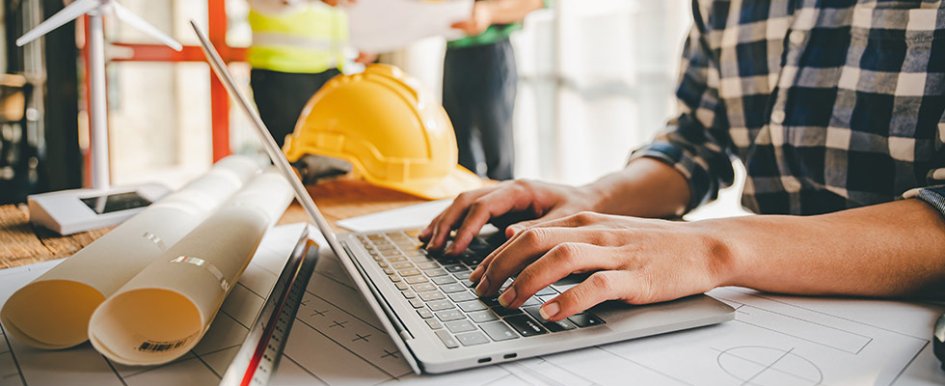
[0,225,943,385]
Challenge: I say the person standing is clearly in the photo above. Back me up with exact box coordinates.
[444,0,544,181]
[248,0,348,148]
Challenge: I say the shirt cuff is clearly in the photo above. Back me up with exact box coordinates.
[629,141,715,215]
[903,185,945,218]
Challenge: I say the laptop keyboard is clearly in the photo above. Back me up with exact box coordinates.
[356,230,605,349]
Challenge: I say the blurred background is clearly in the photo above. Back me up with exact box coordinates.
[0,0,744,217]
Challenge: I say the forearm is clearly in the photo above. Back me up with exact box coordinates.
[710,199,945,298]
[583,158,691,219]
[481,0,543,24]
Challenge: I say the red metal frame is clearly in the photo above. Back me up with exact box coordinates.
[80,0,246,179]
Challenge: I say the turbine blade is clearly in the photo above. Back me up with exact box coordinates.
[17,0,101,46]
[111,2,183,51]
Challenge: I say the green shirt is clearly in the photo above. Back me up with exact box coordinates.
[447,0,549,49]
[448,24,520,48]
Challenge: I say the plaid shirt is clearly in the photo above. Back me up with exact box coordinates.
[631,0,945,216]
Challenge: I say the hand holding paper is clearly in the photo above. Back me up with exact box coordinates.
[450,1,492,36]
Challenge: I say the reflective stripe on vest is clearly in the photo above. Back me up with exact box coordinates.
[248,5,348,74]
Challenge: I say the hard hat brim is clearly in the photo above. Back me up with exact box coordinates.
[366,165,483,201]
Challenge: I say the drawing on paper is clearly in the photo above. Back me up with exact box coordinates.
[715,346,822,386]
[0,226,943,385]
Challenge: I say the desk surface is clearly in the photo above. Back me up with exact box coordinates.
[2,179,944,384]
[0,179,426,270]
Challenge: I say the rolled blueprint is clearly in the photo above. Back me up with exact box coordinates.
[0,156,261,350]
[88,170,293,365]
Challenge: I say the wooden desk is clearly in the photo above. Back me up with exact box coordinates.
[0,179,428,270]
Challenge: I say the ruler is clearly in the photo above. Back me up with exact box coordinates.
[219,229,319,386]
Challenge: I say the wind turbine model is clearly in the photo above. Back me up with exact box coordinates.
[22,0,183,235]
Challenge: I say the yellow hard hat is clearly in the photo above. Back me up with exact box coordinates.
[283,64,482,200]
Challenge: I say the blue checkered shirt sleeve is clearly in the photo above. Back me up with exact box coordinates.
[628,1,945,218]
[905,186,945,216]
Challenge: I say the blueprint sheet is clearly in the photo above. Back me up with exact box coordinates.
[2,224,945,385]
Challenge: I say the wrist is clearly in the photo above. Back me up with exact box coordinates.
[581,179,615,214]
[582,158,691,218]
[476,2,496,24]
[691,218,750,288]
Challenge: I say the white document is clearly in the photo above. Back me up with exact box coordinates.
[3,225,945,384]
[345,0,473,53]
[337,199,451,232]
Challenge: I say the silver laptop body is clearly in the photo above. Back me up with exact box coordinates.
[192,21,735,374]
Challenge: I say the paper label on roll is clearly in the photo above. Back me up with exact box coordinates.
[142,231,169,251]
[170,256,230,291]
[136,334,197,354]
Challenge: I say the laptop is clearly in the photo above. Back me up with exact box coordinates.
[191,21,735,374]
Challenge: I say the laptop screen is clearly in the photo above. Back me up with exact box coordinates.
[189,21,345,254]
[190,20,423,375]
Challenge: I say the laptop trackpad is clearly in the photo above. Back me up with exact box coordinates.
[593,295,734,329]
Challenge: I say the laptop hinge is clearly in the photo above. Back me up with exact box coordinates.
[343,242,416,341]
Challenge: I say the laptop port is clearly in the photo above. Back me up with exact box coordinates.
[503,353,517,359]
[478,357,492,363]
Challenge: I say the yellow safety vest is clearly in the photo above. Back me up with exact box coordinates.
[248,4,348,74]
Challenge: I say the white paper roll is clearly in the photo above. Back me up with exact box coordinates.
[88,170,293,365]
[0,155,261,349]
